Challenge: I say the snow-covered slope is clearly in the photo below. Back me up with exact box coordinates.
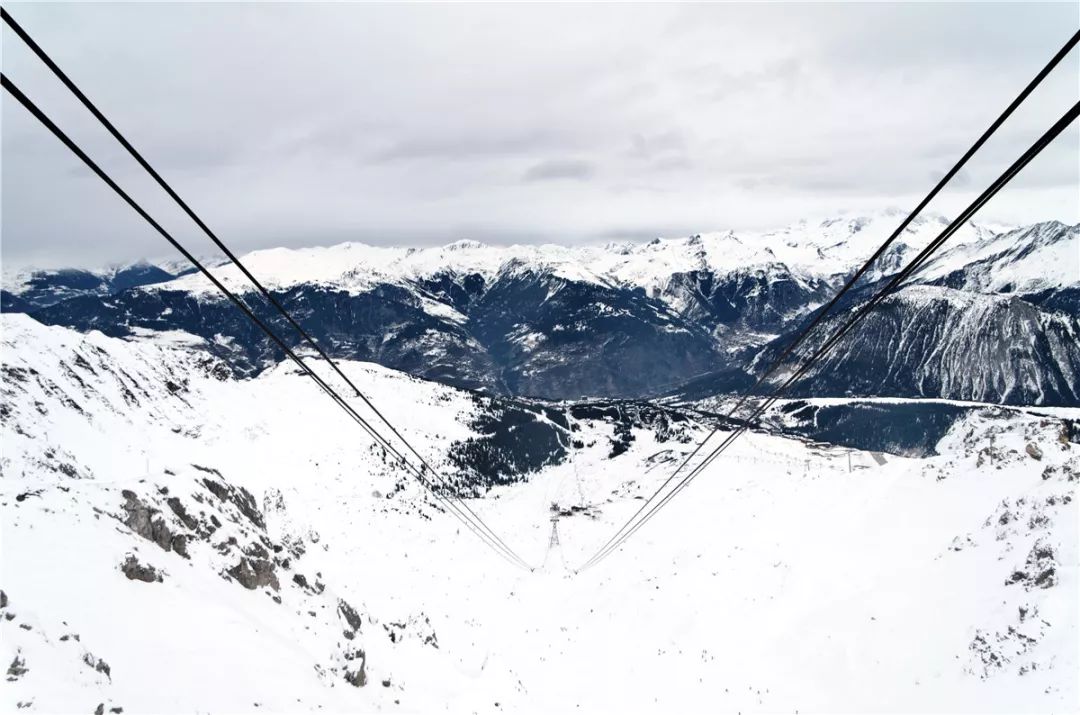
[3,315,1078,712]
[752,209,998,279]
[916,220,1080,295]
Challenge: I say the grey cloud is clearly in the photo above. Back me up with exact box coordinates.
[629,130,686,159]
[0,1,1076,269]
[522,159,595,182]
[701,58,806,103]
[373,130,563,163]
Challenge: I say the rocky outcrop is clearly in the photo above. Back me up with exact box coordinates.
[1005,541,1058,591]
[121,490,189,557]
[7,653,28,681]
[338,599,364,636]
[343,648,367,687]
[121,555,163,583]
[197,470,265,530]
[227,557,279,591]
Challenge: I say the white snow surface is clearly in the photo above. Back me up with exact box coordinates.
[2,314,1078,713]
[917,220,1080,294]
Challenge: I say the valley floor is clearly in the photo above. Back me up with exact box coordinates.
[2,315,1078,713]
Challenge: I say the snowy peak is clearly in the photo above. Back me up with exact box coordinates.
[40,210,1032,304]
[3,210,1047,307]
[444,239,486,251]
[916,221,1080,294]
[7,212,1075,404]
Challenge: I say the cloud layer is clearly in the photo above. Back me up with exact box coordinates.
[2,2,1077,268]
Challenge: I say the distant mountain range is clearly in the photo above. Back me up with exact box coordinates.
[3,211,1077,406]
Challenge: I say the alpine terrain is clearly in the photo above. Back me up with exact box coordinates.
[2,211,1078,712]
[7,212,1078,404]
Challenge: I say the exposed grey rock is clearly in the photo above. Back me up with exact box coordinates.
[121,555,163,583]
[1025,443,1043,461]
[263,488,286,514]
[165,497,198,530]
[338,599,363,634]
[967,603,1046,680]
[83,653,111,679]
[227,557,279,591]
[7,653,28,680]
[1005,541,1057,590]
[201,478,265,529]
[343,648,367,687]
[171,535,190,559]
[382,613,439,649]
[120,490,174,553]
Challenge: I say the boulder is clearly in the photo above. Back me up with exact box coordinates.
[121,555,163,583]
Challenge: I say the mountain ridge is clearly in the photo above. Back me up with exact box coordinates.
[4,211,1076,405]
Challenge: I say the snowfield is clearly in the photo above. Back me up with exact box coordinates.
[2,313,1078,713]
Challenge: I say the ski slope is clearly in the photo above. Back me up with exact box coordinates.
[2,314,1077,712]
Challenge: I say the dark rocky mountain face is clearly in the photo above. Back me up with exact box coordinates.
[469,268,721,399]
[14,269,109,309]
[0,290,33,313]
[1023,287,1080,317]
[107,264,177,293]
[26,269,725,399]
[758,286,1080,406]
[5,264,180,311]
[764,399,976,456]
[659,263,832,342]
[31,284,501,391]
[6,219,1079,406]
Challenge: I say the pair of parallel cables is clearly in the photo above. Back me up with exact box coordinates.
[0,8,534,571]
[580,29,1080,571]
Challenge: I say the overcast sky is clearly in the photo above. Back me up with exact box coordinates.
[2,2,1078,269]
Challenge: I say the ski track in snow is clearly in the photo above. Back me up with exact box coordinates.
[2,314,1078,713]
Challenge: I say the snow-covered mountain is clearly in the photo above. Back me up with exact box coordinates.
[0,259,205,313]
[4,211,1077,404]
[112,210,988,296]
[918,220,1078,295]
[774,285,1080,405]
[3,313,1077,711]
